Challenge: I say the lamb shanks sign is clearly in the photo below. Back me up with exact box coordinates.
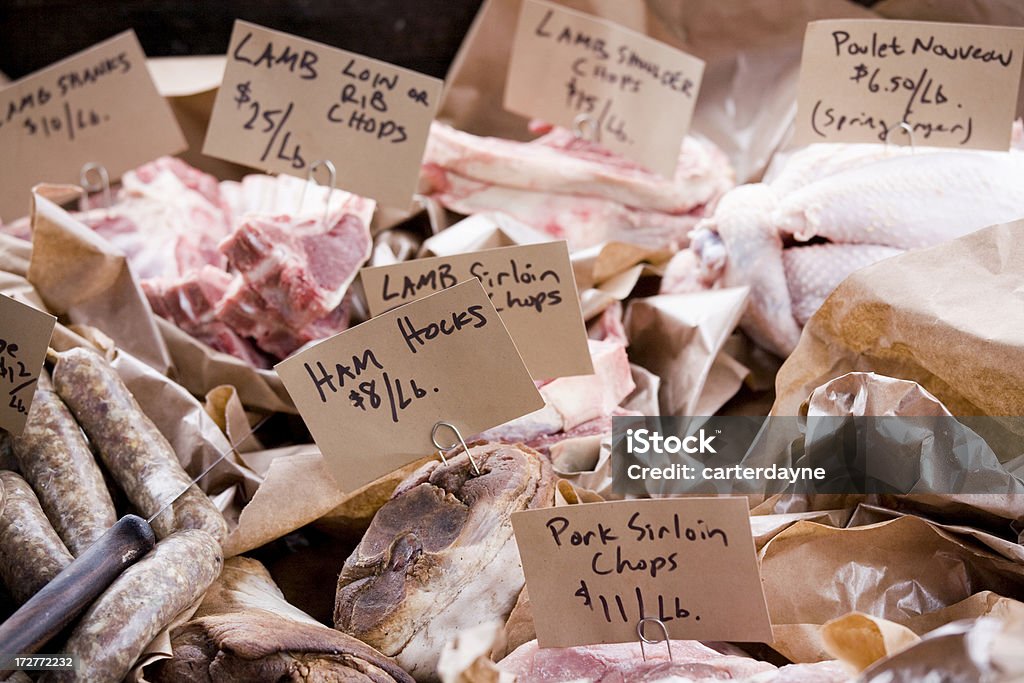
[0,31,185,222]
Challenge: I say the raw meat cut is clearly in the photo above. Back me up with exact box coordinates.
[422,173,707,250]
[425,122,729,212]
[219,213,370,330]
[496,639,776,682]
[667,138,1024,357]
[497,639,852,682]
[421,122,732,250]
[477,339,635,446]
[151,557,413,682]
[17,157,376,364]
[79,158,230,280]
[142,266,269,368]
[216,278,352,360]
[334,443,555,682]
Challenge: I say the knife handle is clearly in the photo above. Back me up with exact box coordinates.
[0,514,155,672]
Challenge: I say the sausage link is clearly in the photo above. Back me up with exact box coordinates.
[0,471,73,604]
[0,430,18,473]
[39,529,223,683]
[11,370,116,556]
[51,349,227,543]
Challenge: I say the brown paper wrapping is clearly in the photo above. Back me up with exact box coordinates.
[774,220,1024,418]
[624,287,749,415]
[760,515,1024,663]
[820,612,919,673]
[861,612,1024,682]
[1,211,355,562]
[28,185,171,374]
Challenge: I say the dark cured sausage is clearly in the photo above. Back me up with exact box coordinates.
[51,348,227,543]
[11,370,116,556]
[0,471,73,604]
[39,529,223,683]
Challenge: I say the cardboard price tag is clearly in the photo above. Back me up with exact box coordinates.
[504,0,704,177]
[276,279,543,491]
[796,20,1024,149]
[0,297,57,435]
[512,498,773,647]
[0,31,186,222]
[360,241,593,380]
[204,21,443,208]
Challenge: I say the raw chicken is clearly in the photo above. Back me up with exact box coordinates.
[421,122,733,250]
[669,139,1024,357]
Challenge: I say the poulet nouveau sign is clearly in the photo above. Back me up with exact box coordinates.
[796,20,1024,149]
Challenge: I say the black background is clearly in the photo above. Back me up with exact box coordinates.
[0,0,485,80]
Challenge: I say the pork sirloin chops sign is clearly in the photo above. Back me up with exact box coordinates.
[276,280,543,492]
[512,498,773,647]
[204,21,443,208]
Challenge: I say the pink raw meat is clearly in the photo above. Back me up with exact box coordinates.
[424,122,732,214]
[497,639,776,682]
[142,266,269,368]
[420,122,732,250]
[216,278,352,359]
[426,171,706,250]
[220,213,371,330]
[479,340,635,444]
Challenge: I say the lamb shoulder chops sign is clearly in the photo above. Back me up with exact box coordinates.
[504,0,705,178]
[0,31,186,223]
[276,280,544,492]
[204,20,443,208]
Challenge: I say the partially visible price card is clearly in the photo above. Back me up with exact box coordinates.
[504,0,704,177]
[205,21,443,208]
[276,280,543,491]
[0,297,57,435]
[0,31,186,222]
[796,20,1024,149]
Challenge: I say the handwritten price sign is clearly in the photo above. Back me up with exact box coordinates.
[205,21,443,208]
[360,242,593,380]
[0,297,56,435]
[276,280,543,492]
[512,498,773,647]
[796,20,1024,149]
[0,31,185,222]
[504,0,704,177]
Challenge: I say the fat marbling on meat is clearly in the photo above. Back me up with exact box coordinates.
[334,442,555,681]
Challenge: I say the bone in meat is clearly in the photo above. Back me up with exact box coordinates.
[334,443,555,681]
